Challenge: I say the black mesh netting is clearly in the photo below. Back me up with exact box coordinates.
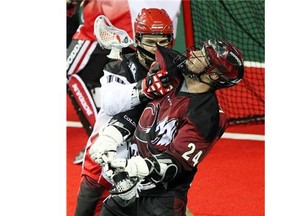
[190,0,264,124]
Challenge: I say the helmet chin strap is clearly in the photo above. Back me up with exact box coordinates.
[136,45,155,59]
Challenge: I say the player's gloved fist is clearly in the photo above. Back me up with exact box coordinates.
[136,62,173,102]
[89,125,124,166]
[89,142,117,166]
[106,156,150,179]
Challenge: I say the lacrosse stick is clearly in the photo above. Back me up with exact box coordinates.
[94,15,136,60]
[110,171,139,201]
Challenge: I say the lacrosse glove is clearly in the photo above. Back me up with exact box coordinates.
[89,125,124,166]
[106,156,150,179]
[135,62,173,102]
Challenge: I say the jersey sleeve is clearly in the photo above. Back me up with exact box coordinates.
[107,103,147,141]
[100,70,139,116]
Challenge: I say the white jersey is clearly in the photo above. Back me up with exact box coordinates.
[100,71,138,116]
[84,68,139,183]
[86,71,135,148]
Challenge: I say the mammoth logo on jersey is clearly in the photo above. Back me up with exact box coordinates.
[135,103,178,149]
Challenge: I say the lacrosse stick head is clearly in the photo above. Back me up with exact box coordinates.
[110,171,139,201]
[94,15,136,60]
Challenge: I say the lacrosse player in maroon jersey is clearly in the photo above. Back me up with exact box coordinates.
[73,8,194,216]
[89,39,244,216]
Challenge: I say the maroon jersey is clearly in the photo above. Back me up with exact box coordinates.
[133,79,228,200]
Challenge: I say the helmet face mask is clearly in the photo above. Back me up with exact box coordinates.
[175,39,244,89]
[185,48,210,74]
[174,44,211,80]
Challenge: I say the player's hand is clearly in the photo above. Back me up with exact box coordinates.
[136,62,173,102]
[89,142,117,166]
[105,156,150,179]
[89,126,124,166]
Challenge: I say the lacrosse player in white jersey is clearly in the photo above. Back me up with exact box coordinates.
[66,0,181,164]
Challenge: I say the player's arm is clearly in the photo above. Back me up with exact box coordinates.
[99,69,138,116]
[100,62,173,116]
[107,120,221,184]
[89,103,146,166]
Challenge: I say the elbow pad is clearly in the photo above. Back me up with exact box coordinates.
[108,118,132,141]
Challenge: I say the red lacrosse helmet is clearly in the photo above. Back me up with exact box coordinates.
[203,39,244,88]
[134,8,174,45]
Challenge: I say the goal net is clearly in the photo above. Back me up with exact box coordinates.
[187,0,264,124]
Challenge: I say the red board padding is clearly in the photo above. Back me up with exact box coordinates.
[67,127,86,216]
